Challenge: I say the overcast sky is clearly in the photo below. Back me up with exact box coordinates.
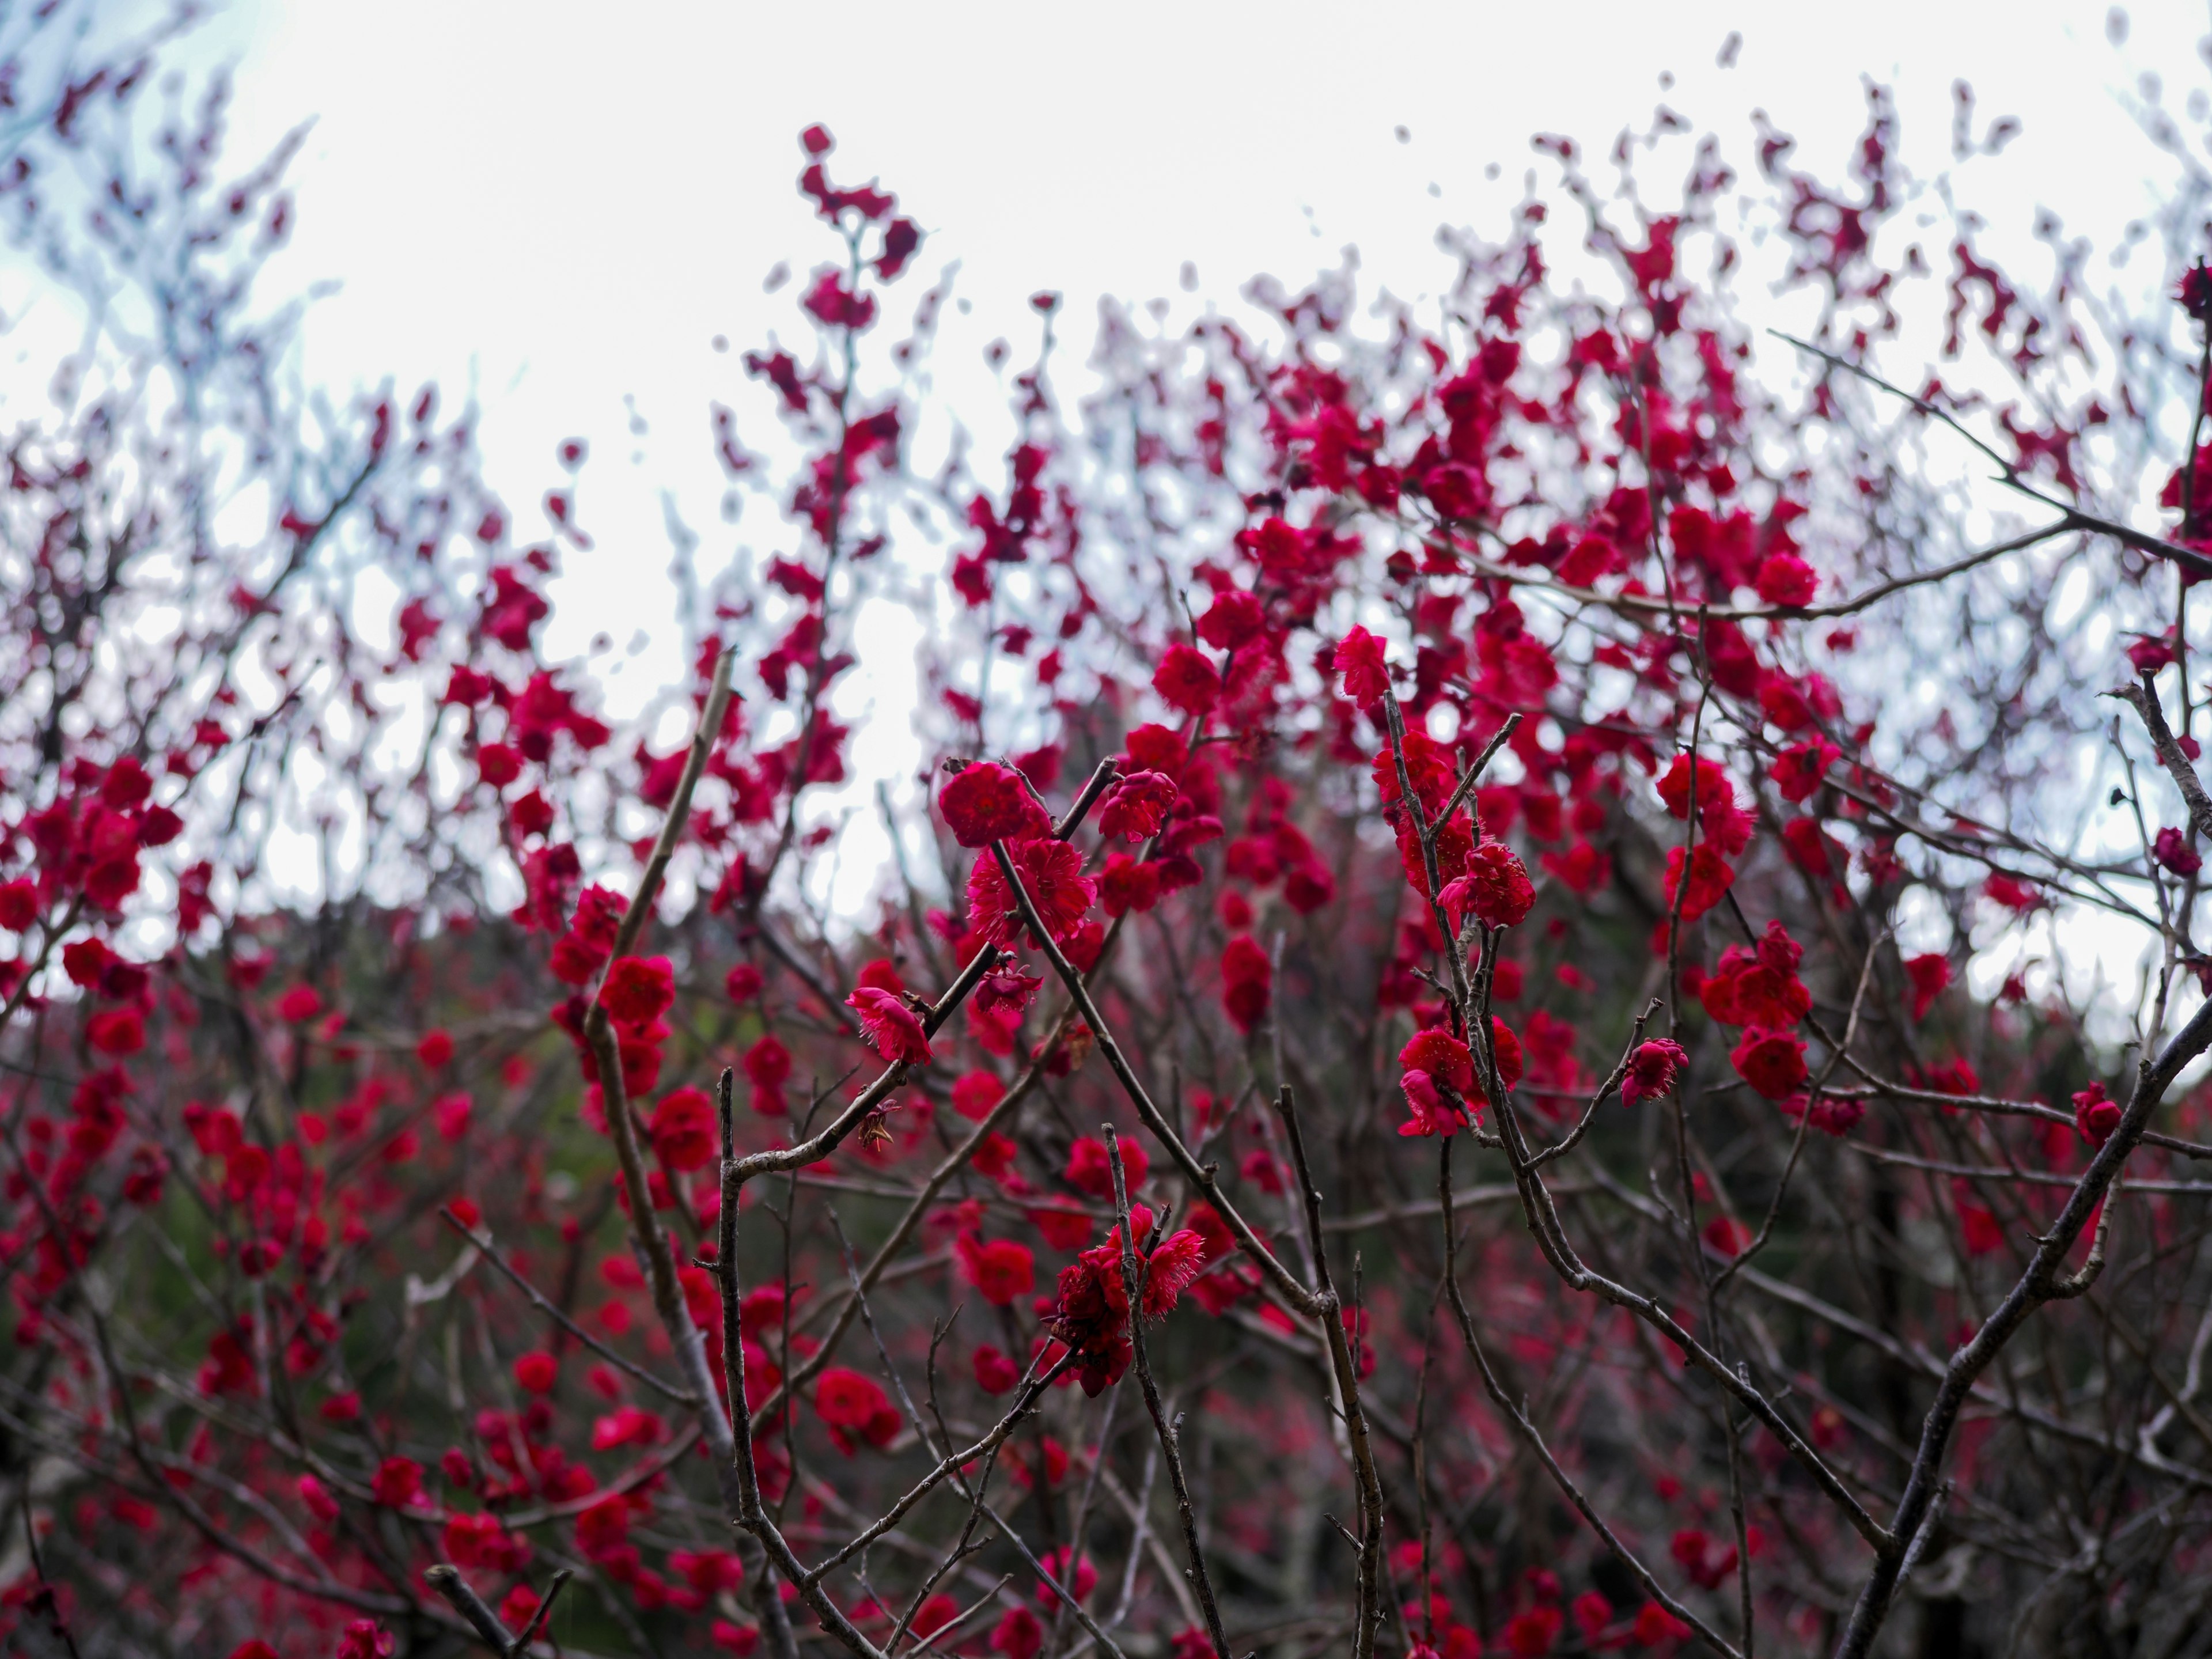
[177,1,2196,672]
[124,1,2212,957]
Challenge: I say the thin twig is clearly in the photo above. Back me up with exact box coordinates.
[2115,674,2212,842]
[423,1565,514,1652]
[1104,1127,1233,1659]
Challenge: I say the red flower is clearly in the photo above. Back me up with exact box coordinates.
[1759,674,1820,732]
[744,1034,791,1116]
[1138,1227,1207,1316]
[337,1622,396,1659]
[1123,722,1187,779]
[815,1367,900,1453]
[1152,643,1220,717]
[2128,634,2177,676]
[297,1473,339,1522]
[1632,1602,1693,1643]
[1657,753,1753,854]
[1096,770,1177,842]
[415,1028,454,1067]
[939,761,1050,848]
[1657,753,1727,821]
[1662,844,1734,922]
[1770,739,1840,803]
[1028,1202,1092,1249]
[600,955,675,1028]
[1393,812,1476,900]
[1731,1027,1808,1100]
[2074,1081,2122,1148]
[1540,839,1611,896]
[802,271,876,330]
[1195,588,1265,650]
[955,1233,1035,1306]
[1066,1134,1145,1199]
[575,1493,631,1559]
[969,1131,1018,1183]
[1100,853,1163,916]
[952,1070,1003,1120]
[973,1344,1021,1395]
[1753,552,1819,607]
[2155,827,2202,877]
[846,986,931,1065]
[1283,858,1335,913]
[592,1404,665,1449]
[1399,1028,1474,1094]
[674,1549,746,1597]
[1439,840,1535,929]
[1782,816,1835,877]
[967,838,1096,948]
[1333,626,1390,706]
[1395,1017,1524,1132]
[1503,1605,1563,1657]
[1956,1179,2005,1256]
[1903,953,1952,1021]
[550,932,605,986]
[1620,1039,1687,1105]
[1671,1527,1738,1590]
[1033,1547,1096,1606]
[652,1085,719,1171]
[1782,1092,1866,1137]
[1489,1018,1527,1089]
[369,1455,423,1508]
[1047,1207,1208,1395]
[1699,923,1810,1028]
[476,742,521,787]
[1375,728,1458,816]
[513,1351,558,1395]
[444,1511,530,1573]
[974,962,1041,1019]
[1927,1058,1981,1097]
[1219,933,1272,1035]
[85,1007,145,1055]
[991,1605,1044,1659]
[1061,919,1108,972]
[2181,260,2212,324]
[510,789,554,837]
[569,884,625,953]
[1397,1070,1466,1138]
[1571,1592,1612,1646]
[910,1594,960,1641]
[63,938,111,987]
[0,879,37,931]
[276,984,323,1022]
[724,963,764,1003]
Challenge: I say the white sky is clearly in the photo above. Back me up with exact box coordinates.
[120,1,2212,997]
[181,0,2199,680]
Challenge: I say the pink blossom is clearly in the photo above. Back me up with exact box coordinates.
[1620,1038,1688,1105]
[846,986,931,1065]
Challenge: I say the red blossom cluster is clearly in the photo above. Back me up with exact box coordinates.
[1045,1204,1209,1396]
[10,23,2212,1659]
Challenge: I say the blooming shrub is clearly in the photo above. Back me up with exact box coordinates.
[10,14,2212,1659]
